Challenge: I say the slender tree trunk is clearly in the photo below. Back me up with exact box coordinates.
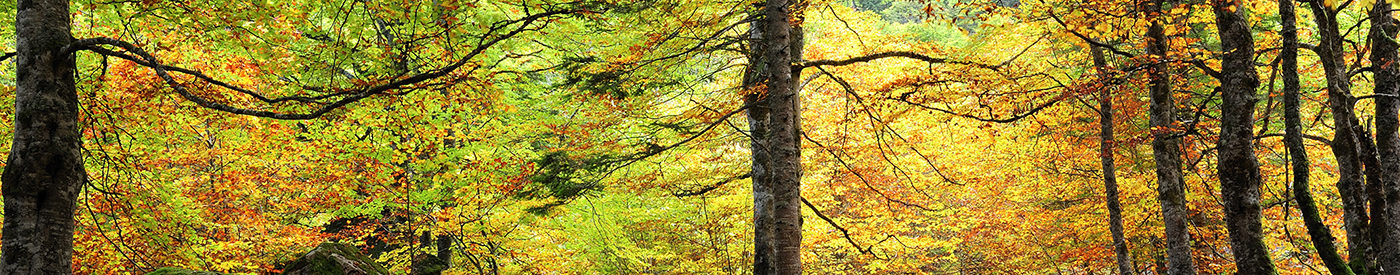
[745,6,777,273]
[1281,0,1353,273]
[762,0,803,272]
[1306,2,1376,273]
[1368,1,1400,272]
[2,0,85,273]
[1144,2,1195,272]
[1211,0,1277,273]
[1090,45,1132,275]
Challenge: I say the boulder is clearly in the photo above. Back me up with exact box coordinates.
[409,254,448,275]
[144,267,224,275]
[281,242,390,275]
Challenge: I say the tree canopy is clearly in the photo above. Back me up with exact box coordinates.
[3,0,1400,273]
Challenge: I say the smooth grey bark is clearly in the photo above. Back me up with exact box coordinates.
[1306,2,1375,273]
[2,0,86,274]
[1211,0,1277,273]
[759,0,803,273]
[1281,0,1353,273]
[747,2,806,273]
[1144,2,1195,272]
[1090,45,1132,275]
[1368,1,1400,273]
[745,7,777,274]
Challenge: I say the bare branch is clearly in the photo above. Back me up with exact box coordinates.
[0,52,13,63]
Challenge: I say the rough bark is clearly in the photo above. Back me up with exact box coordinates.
[1369,1,1400,272]
[1091,45,1132,275]
[1306,2,1375,273]
[1,0,86,273]
[1211,0,1277,273]
[1145,1,1195,272]
[761,0,803,273]
[745,6,777,273]
[1281,0,1353,273]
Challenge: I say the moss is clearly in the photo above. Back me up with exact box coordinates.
[281,242,389,275]
[409,254,448,275]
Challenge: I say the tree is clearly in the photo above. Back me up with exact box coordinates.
[745,4,778,273]
[1306,0,1376,272]
[1142,0,1194,272]
[1211,0,1276,272]
[1089,45,1131,275]
[757,0,803,273]
[1280,0,1352,272]
[1367,0,1400,272]
[2,0,586,272]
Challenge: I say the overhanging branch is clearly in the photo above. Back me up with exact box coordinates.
[64,8,582,120]
[799,51,1001,70]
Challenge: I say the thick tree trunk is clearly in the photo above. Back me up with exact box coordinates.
[745,7,777,273]
[1144,2,1195,273]
[762,0,803,272]
[1368,1,1400,273]
[1090,46,1132,275]
[1281,0,1353,273]
[1211,0,1277,273]
[2,0,85,273]
[1307,2,1375,273]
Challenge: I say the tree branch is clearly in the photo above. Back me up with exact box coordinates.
[802,196,874,255]
[0,52,14,63]
[1047,9,1136,58]
[672,172,751,197]
[799,51,1001,70]
[65,8,582,120]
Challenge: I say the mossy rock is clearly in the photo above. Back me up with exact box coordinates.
[281,242,389,275]
[409,254,448,275]
[144,267,225,275]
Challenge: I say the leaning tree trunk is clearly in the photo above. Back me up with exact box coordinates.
[1368,1,1400,272]
[1144,1,1195,273]
[760,0,804,273]
[2,0,86,273]
[1090,45,1132,275]
[1281,0,1354,273]
[744,5,777,273]
[1212,0,1277,273]
[1307,2,1376,272]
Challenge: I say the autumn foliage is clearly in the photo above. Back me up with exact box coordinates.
[0,0,1396,273]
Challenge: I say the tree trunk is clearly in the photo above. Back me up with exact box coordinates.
[1090,45,1132,275]
[1306,2,1375,273]
[761,0,803,273]
[2,0,86,273]
[1368,1,1400,272]
[1144,2,1195,272]
[1281,0,1353,273]
[745,5,777,273]
[1211,0,1277,273]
